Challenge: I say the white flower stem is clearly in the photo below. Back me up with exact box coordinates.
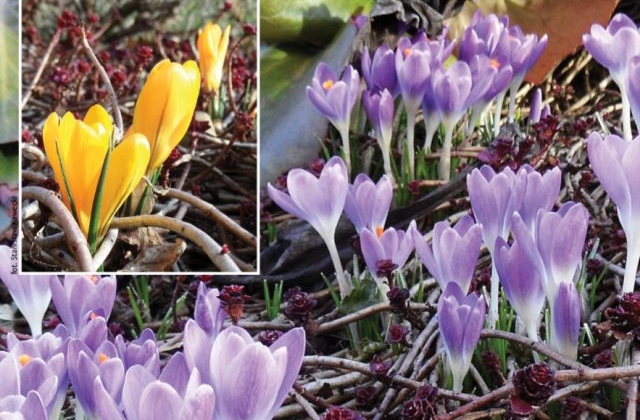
[486,259,500,329]
[621,86,633,141]
[338,126,352,175]
[622,234,640,293]
[405,108,417,179]
[438,124,454,181]
[493,92,506,137]
[324,236,353,298]
[381,141,395,185]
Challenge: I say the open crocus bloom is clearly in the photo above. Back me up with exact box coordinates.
[0,390,48,420]
[437,282,485,392]
[588,132,640,293]
[131,59,200,174]
[43,105,150,240]
[209,326,305,420]
[268,156,352,296]
[197,22,230,95]
[0,246,53,337]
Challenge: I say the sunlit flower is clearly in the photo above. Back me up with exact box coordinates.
[437,282,485,392]
[411,215,482,294]
[116,354,214,420]
[360,222,415,295]
[0,246,54,337]
[268,156,352,296]
[131,59,200,174]
[587,132,640,293]
[344,173,393,235]
[361,44,397,95]
[49,274,117,336]
[197,22,231,95]
[306,63,360,172]
[362,88,395,181]
[43,105,150,239]
[209,326,305,420]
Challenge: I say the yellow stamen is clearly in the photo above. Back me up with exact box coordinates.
[19,355,31,366]
[490,59,500,69]
[404,48,412,58]
[376,226,384,237]
[98,353,109,364]
[322,79,334,90]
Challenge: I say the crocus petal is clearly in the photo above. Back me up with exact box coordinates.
[132,59,200,174]
[139,382,183,420]
[551,282,581,360]
[197,22,230,94]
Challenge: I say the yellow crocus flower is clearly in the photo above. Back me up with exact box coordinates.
[131,59,200,174]
[43,104,150,240]
[197,22,230,95]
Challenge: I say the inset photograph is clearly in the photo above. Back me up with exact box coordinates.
[21,0,257,272]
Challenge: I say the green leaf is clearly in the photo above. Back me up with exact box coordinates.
[261,0,372,46]
[0,1,19,144]
[0,145,18,184]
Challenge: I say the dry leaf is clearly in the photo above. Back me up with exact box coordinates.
[449,0,618,84]
[121,238,187,272]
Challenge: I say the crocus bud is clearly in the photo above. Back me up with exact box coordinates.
[197,22,230,95]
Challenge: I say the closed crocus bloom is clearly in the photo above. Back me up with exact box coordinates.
[516,165,561,232]
[0,246,54,337]
[551,282,581,360]
[626,55,640,130]
[132,59,200,174]
[49,275,117,337]
[362,88,395,182]
[494,235,545,341]
[344,173,393,235]
[437,282,485,392]
[361,44,397,95]
[209,326,305,420]
[0,390,48,420]
[360,222,415,295]
[197,22,230,95]
[411,215,482,294]
[43,105,150,240]
[588,132,640,293]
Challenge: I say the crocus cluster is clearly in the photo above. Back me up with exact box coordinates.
[42,58,200,249]
[0,266,306,420]
[306,11,546,181]
[583,13,640,140]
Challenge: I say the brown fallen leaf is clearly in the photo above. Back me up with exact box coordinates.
[449,0,618,84]
[121,238,187,272]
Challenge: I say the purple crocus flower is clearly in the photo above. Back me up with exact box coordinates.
[115,329,160,377]
[306,63,360,171]
[344,173,393,235]
[114,355,214,420]
[194,282,227,337]
[0,351,59,416]
[529,88,543,124]
[6,329,69,417]
[0,245,54,337]
[511,203,588,319]
[0,390,48,420]
[66,339,126,419]
[437,282,485,392]
[49,274,117,336]
[429,60,492,180]
[459,11,509,63]
[516,165,561,232]
[505,25,548,122]
[361,44,397,95]
[587,132,640,293]
[360,222,415,294]
[209,326,305,420]
[467,165,525,327]
[411,215,482,294]
[268,156,352,297]
[583,13,640,140]
[494,235,545,341]
[362,88,395,182]
[395,37,436,177]
[466,54,513,135]
[551,281,581,360]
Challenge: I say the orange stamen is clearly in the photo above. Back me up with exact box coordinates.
[376,226,384,237]
[98,353,109,364]
[19,355,31,366]
[322,80,334,90]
